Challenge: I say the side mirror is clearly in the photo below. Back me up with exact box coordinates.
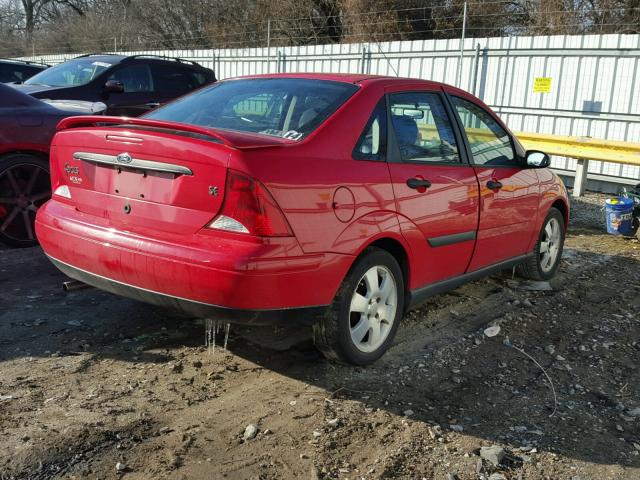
[104,80,124,94]
[526,150,550,168]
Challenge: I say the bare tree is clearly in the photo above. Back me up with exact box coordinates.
[20,0,50,43]
[128,0,223,49]
[1,0,639,57]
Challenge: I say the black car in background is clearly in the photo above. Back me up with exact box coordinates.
[11,54,216,117]
[0,58,49,84]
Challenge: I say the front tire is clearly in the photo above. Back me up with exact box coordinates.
[517,207,565,281]
[313,248,404,365]
[0,154,51,248]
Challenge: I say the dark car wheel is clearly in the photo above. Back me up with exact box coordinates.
[517,207,565,281]
[0,154,51,248]
[313,247,405,365]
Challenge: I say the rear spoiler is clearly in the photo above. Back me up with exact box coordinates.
[56,116,232,146]
[56,116,297,150]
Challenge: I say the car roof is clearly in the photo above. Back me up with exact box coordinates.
[228,72,452,89]
[73,53,207,69]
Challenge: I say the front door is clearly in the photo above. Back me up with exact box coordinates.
[386,88,480,287]
[104,64,156,116]
[446,91,540,270]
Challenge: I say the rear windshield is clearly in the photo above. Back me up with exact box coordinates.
[144,78,358,141]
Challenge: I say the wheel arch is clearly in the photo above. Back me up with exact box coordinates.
[0,150,50,164]
[344,234,412,311]
[367,237,410,293]
[551,198,569,230]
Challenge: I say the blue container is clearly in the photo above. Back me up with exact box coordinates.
[605,197,635,236]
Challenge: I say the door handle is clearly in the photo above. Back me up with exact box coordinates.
[146,102,161,108]
[487,180,503,190]
[406,177,432,189]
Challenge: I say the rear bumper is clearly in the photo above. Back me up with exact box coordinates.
[48,256,326,324]
[36,200,354,324]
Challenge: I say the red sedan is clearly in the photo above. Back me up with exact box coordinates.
[36,74,569,365]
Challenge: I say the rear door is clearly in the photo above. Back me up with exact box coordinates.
[385,87,480,286]
[150,64,208,106]
[446,91,540,270]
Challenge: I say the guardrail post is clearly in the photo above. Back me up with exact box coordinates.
[573,159,589,197]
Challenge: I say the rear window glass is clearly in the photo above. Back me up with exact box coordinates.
[144,78,358,141]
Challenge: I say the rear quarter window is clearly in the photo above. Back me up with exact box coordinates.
[151,65,203,94]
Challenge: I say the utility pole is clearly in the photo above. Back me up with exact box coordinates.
[266,19,271,73]
[457,1,468,88]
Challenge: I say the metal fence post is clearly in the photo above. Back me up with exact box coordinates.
[471,42,480,96]
[277,50,286,73]
[360,45,367,74]
[573,159,590,197]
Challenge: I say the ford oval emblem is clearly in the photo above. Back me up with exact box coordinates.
[116,152,133,164]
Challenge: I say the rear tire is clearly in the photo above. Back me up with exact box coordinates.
[0,154,51,248]
[313,247,405,365]
[517,207,565,281]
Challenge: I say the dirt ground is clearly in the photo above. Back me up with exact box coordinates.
[1,193,639,480]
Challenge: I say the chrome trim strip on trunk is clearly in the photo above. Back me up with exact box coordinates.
[73,151,193,176]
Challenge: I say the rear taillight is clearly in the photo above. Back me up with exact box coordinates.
[53,185,72,199]
[208,170,292,237]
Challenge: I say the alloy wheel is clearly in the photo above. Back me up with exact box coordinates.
[349,265,398,353]
[0,163,51,244]
[540,217,561,273]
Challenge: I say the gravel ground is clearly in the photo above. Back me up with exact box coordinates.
[1,195,639,480]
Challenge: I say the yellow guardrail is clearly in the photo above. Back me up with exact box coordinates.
[414,123,640,196]
[515,132,640,167]
[416,124,640,167]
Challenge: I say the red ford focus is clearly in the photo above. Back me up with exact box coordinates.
[36,73,569,365]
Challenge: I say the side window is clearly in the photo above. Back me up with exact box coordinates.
[389,92,459,163]
[353,98,387,161]
[151,65,200,94]
[452,96,517,167]
[192,71,209,86]
[108,64,152,93]
[0,66,20,83]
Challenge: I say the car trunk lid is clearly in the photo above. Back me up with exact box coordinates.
[52,117,293,236]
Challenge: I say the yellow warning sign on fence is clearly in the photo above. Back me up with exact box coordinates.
[533,77,552,93]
